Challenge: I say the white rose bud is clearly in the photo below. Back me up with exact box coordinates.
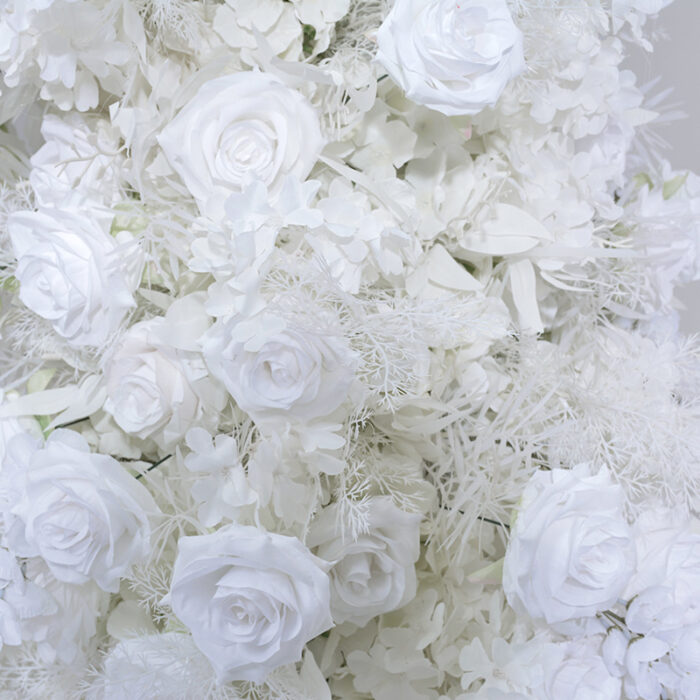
[308,497,421,627]
[376,0,525,116]
[104,319,201,448]
[167,524,333,683]
[2,430,159,593]
[158,72,324,220]
[9,207,135,347]
[503,465,636,626]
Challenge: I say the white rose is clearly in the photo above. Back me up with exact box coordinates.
[167,523,333,683]
[203,315,356,424]
[308,497,421,626]
[9,207,136,347]
[2,430,159,593]
[158,72,323,220]
[376,0,525,116]
[104,319,201,448]
[503,465,636,625]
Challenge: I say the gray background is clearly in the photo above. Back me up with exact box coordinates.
[626,0,700,332]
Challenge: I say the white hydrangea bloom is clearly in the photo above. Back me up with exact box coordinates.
[0,0,133,111]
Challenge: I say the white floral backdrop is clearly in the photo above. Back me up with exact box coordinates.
[0,1,699,699]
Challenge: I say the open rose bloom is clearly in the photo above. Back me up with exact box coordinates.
[0,0,697,698]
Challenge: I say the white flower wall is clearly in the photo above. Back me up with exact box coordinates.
[0,1,698,699]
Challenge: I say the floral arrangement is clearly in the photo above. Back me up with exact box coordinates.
[0,0,698,698]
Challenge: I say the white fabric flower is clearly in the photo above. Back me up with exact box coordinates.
[99,633,204,700]
[183,428,257,527]
[0,391,41,465]
[622,636,670,700]
[158,72,323,220]
[2,430,158,593]
[0,0,132,111]
[626,510,700,605]
[0,547,58,652]
[308,497,421,626]
[376,0,525,116]
[503,465,635,625]
[29,113,125,207]
[612,512,700,699]
[541,639,622,700]
[203,314,356,425]
[20,557,108,664]
[213,0,303,59]
[8,206,135,347]
[307,177,416,293]
[167,523,333,683]
[104,319,201,448]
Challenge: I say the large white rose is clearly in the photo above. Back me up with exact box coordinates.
[308,497,421,626]
[167,523,333,683]
[1,430,159,593]
[104,319,201,448]
[376,0,525,116]
[203,315,356,424]
[9,207,136,347]
[503,465,636,625]
[158,72,324,220]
